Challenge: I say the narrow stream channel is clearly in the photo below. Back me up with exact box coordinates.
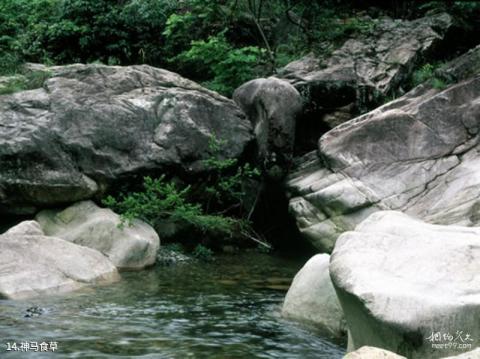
[0,252,346,358]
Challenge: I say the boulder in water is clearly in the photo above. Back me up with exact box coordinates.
[36,201,160,270]
[0,221,119,299]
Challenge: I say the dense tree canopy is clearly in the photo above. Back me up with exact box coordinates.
[1,0,479,95]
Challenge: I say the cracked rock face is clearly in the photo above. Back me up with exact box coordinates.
[0,64,253,214]
[287,47,480,251]
[330,211,480,359]
[36,201,160,270]
[0,220,119,299]
[279,13,452,151]
[281,13,451,100]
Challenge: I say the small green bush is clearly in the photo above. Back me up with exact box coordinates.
[103,136,267,251]
[192,244,214,261]
[106,136,260,226]
[0,70,51,95]
[412,63,435,85]
[201,136,260,210]
[0,53,23,76]
[102,175,242,237]
[411,63,449,90]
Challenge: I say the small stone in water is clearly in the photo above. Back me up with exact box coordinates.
[24,306,44,318]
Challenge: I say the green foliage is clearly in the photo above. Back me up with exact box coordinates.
[1,0,473,97]
[412,63,436,85]
[0,0,48,74]
[163,242,185,254]
[103,175,240,237]
[430,77,448,90]
[162,0,226,50]
[162,0,249,86]
[0,0,180,69]
[202,136,260,209]
[411,63,449,90]
[256,243,272,254]
[315,13,375,45]
[0,70,51,95]
[174,32,264,96]
[0,53,23,76]
[103,136,260,245]
[280,3,376,58]
[163,12,197,54]
[192,244,214,261]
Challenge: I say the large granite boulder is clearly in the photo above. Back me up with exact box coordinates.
[443,348,480,359]
[343,346,406,359]
[0,63,253,214]
[279,13,452,151]
[330,211,480,359]
[233,77,303,179]
[344,346,480,359]
[0,221,119,299]
[282,254,346,338]
[36,201,160,270]
[287,45,480,251]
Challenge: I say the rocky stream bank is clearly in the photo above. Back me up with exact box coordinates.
[1,10,480,359]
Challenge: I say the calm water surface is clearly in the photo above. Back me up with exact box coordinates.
[0,253,346,358]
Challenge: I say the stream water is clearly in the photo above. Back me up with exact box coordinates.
[0,252,346,358]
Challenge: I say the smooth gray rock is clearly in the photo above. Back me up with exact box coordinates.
[442,348,480,359]
[36,201,160,270]
[330,211,480,359]
[233,77,303,178]
[0,63,253,214]
[343,346,406,359]
[282,254,346,338]
[0,221,119,299]
[287,46,480,251]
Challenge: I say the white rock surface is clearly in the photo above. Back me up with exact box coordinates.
[4,220,44,236]
[442,348,480,359]
[282,254,346,337]
[37,201,160,270]
[0,221,119,299]
[287,46,480,251]
[330,211,480,359]
[343,346,406,359]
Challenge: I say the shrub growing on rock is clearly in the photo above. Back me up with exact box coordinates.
[411,62,449,89]
[103,175,243,238]
[103,137,266,250]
